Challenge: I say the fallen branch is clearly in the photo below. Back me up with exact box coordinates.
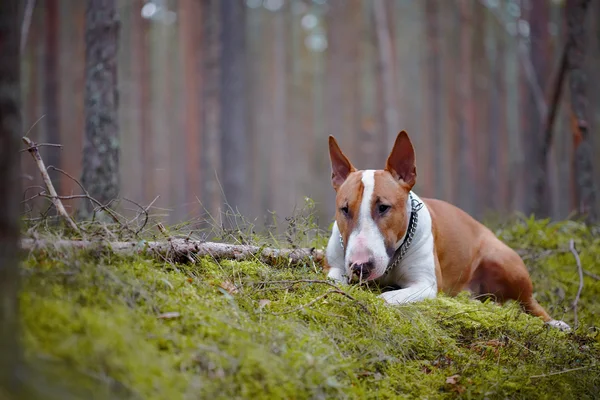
[569,239,584,329]
[20,238,325,267]
[22,137,81,235]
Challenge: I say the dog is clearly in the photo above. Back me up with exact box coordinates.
[324,131,570,331]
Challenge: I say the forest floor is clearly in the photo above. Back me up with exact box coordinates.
[18,211,600,399]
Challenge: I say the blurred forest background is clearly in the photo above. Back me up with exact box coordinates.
[20,0,600,230]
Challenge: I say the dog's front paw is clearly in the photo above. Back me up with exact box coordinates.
[379,290,405,305]
[326,268,349,285]
[546,319,571,332]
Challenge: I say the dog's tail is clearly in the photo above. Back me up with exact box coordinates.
[520,296,551,322]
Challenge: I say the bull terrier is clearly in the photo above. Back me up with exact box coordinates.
[325,131,570,331]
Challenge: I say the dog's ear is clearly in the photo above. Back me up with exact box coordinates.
[329,135,355,190]
[385,130,416,188]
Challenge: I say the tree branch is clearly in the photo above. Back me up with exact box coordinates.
[569,239,584,329]
[21,137,81,235]
[20,238,325,267]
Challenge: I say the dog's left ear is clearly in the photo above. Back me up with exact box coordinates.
[385,130,416,188]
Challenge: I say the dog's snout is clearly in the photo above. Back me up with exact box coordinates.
[350,261,374,280]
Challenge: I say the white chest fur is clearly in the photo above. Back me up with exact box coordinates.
[326,191,439,304]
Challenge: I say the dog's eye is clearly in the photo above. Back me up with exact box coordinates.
[340,206,349,216]
[378,204,390,214]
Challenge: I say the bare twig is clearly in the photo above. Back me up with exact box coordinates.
[583,269,600,281]
[45,166,128,230]
[22,137,81,235]
[530,364,597,379]
[19,143,62,153]
[122,197,150,234]
[569,239,584,329]
[256,279,370,315]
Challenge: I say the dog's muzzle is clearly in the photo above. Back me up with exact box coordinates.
[349,261,374,282]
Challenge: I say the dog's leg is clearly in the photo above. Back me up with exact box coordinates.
[379,281,438,305]
[325,222,348,284]
[476,238,571,331]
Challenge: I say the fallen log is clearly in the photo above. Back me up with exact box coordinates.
[20,238,326,267]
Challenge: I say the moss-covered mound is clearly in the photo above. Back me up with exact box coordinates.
[21,218,600,399]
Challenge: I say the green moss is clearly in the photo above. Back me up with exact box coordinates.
[20,218,600,399]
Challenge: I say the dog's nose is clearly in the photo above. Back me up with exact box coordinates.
[350,261,374,281]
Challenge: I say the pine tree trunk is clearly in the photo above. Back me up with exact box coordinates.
[0,0,22,391]
[567,0,597,222]
[80,0,120,218]
[373,0,399,149]
[44,0,62,188]
[203,0,222,220]
[179,0,203,218]
[220,0,248,219]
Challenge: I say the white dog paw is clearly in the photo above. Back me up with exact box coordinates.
[546,319,571,332]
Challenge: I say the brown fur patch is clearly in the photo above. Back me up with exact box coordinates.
[373,171,411,254]
[335,171,364,248]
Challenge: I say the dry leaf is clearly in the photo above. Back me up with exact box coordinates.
[157,311,180,319]
[445,374,460,385]
[219,280,239,295]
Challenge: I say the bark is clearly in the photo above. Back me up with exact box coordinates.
[21,239,325,267]
[80,0,120,218]
[457,0,477,213]
[271,4,288,219]
[44,0,61,188]
[373,0,399,149]
[131,0,152,202]
[527,0,551,217]
[534,43,569,218]
[566,0,596,222]
[424,0,443,198]
[179,0,203,217]
[202,0,222,219]
[220,0,248,218]
[0,0,22,392]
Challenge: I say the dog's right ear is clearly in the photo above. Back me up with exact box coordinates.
[329,135,355,190]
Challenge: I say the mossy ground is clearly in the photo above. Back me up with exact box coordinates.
[20,216,600,399]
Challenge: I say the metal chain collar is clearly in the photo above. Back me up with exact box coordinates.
[339,193,423,276]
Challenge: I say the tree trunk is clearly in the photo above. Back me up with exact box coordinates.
[373,0,399,149]
[567,0,596,222]
[80,0,120,218]
[220,0,248,219]
[424,0,443,198]
[202,0,222,220]
[44,0,61,189]
[0,0,22,392]
[270,4,288,220]
[179,0,203,218]
[457,0,476,214]
[527,0,551,218]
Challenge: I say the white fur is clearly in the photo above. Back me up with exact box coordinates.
[546,319,571,332]
[325,175,438,304]
[344,170,389,278]
[374,191,438,304]
[325,221,348,284]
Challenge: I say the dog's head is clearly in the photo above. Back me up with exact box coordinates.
[329,131,416,282]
